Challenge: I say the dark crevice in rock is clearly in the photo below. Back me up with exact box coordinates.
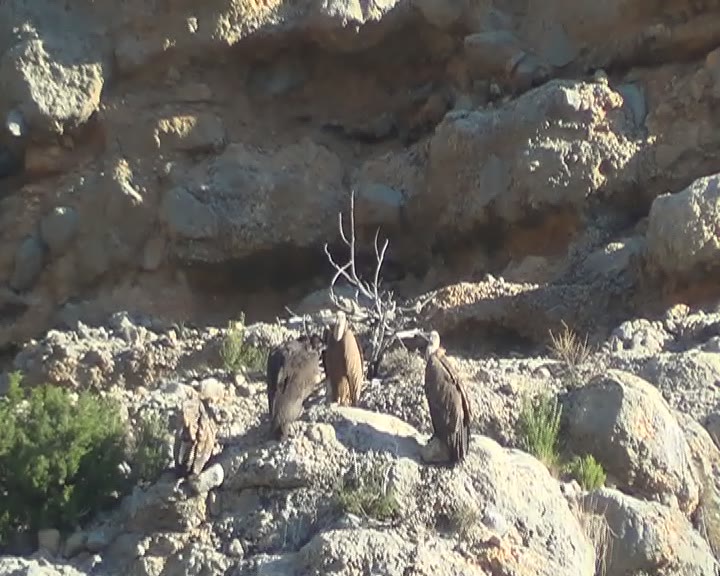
[181,243,329,293]
[443,321,541,358]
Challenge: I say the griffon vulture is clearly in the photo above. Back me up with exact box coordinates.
[173,396,218,478]
[324,311,364,406]
[423,330,473,465]
[265,334,324,439]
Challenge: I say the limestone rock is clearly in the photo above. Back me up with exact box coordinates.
[0,34,104,136]
[298,528,489,575]
[0,556,90,576]
[564,369,700,514]
[10,234,44,292]
[646,172,720,275]
[416,80,641,235]
[578,488,718,576]
[121,477,207,533]
[38,528,62,556]
[159,140,344,262]
[154,113,225,153]
[40,206,79,256]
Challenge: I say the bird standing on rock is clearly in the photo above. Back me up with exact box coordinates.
[323,310,365,406]
[265,334,324,439]
[423,330,473,465]
[173,396,218,479]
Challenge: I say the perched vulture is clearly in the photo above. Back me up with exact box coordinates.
[423,330,473,465]
[265,334,324,439]
[324,311,364,406]
[173,396,218,478]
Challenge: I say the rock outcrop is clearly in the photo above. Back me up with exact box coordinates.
[3,0,720,349]
[4,0,720,574]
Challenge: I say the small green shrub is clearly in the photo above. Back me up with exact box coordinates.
[566,454,607,490]
[517,392,563,473]
[448,502,479,537]
[0,373,130,544]
[220,313,268,374]
[128,411,171,484]
[334,461,400,521]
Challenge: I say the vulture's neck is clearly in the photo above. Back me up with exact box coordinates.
[431,346,446,358]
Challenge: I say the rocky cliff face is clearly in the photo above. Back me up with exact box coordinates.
[3,0,720,351]
[5,1,720,575]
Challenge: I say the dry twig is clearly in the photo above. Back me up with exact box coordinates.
[323,190,434,378]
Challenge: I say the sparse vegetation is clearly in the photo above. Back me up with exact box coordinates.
[516,392,563,473]
[220,312,268,374]
[448,502,479,537]
[334,459,400,521]
[548,320,592,367]
[566,454,607,491]
[0,372,130,544]
[128,411,171,485]
[548,321,594,389]
[571,497,615,576]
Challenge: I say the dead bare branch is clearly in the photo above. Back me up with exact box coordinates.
[323,190,435,378]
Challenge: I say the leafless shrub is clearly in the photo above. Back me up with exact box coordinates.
[323,190,434,378]
[571,496,616,576]
[548,320,592,366]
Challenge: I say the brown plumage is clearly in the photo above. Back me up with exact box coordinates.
[265,334,324,439]
[423,330,472,465]
[324,311,364,406]
[173,396,218,478]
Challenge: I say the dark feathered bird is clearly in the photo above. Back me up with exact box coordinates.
[324,311,364,406]
[173,396,218,478]
[423,330,473,465]
[265,334,324,439]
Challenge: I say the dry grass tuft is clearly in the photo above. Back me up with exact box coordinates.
[548,320,593,367]
[571,497,615,576]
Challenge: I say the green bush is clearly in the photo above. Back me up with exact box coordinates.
[128,411,171,485]
[334,461,400,521]
[220,313,268,374]
[517,392,563,473]
[0,373,130,544]
[566,454,607,490]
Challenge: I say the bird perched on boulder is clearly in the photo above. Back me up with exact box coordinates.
[173,396,218,479]
[423,330,472,465]
[323,310,364,406]
[265,333,324,439]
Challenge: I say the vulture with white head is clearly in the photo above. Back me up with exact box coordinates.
[423,330,472,465]
[324,310,364,406]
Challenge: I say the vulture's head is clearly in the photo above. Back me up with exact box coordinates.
[424,330,441,358]
[308,333,325,352]
[332,311,347,341]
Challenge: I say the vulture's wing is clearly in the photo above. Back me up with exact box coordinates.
[438,353,473,426]
[324,336,342,387]
[271,346,318,437]
[266,344,285,414]
[174,399,200,475]
[343,328,364,405]
[191,401,217,475]
[425,354,471,463]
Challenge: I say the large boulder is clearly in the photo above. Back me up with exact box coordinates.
[0,16,106,137]
[411,79,642,236]
[646,173,720,276]
[563,370,700,514]
[159,140,345,262]
[577,488,719,576]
